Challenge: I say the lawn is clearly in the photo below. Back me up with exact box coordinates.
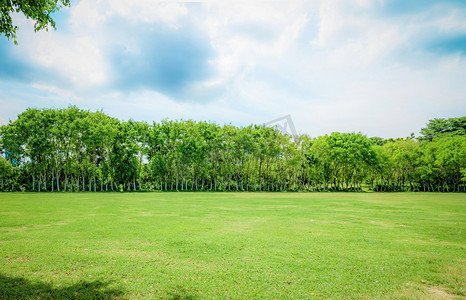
[0,192,464,299]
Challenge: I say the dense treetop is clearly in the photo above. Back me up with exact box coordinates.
[0,107,465,192]
[419,117,466,141]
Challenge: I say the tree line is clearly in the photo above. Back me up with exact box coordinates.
[1,107,465,192]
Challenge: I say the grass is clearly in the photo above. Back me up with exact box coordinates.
[0,192,464,299]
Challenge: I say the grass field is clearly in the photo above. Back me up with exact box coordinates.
[0,192,465,299]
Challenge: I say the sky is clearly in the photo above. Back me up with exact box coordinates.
[1,0,465,139]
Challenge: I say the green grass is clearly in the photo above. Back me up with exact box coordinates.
[0,192,464,299]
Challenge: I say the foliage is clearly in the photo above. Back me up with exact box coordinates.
[419,116,466,141]
[0,156,13,190]
[1,0,70,44]
[0,106,465,192]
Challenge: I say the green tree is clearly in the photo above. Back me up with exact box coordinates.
[1,0,70,44]
[9,108,54,191]
[420,117,466,141]
[416,135,466,192]
[0,156,13,190]
[111,120,139,190]
[306,133,376,190]
[379,139,419,191]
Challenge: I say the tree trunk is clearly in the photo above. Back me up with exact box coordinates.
[57,171,60,191]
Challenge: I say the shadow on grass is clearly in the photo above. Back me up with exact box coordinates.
[166,285,198,300]
[0,274,125,299]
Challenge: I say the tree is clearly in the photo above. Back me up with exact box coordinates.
[0,156,13,190]
[381,139,419,191]
[9,108,52,191]
[111,121,139,190]
[1,0,70,44]
[416,135,466,192]
[1,106,464,193]
[419,117,466,141]
[305,132,377,190]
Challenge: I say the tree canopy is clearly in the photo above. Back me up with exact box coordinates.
[0,107,465,192]
[419,117,466,141]
[1,0,70,44]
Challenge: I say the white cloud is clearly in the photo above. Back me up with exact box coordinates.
[109,1,187,26]
[10,0,191,90]
[191,0,466,138]
[70,0,188,29]
[36,34,108,86]
[70,0,107,29]
[31,83,75,100]
[312,0,404,66]
[200,1,313,88]
[1,0,465,139]
[11,7,109,88]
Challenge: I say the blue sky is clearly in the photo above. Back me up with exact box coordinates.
[1,0,465,138]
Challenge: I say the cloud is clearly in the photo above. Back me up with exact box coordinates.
[424,34,466,55]
[0,0,465,139]
[312,0,466,65]
[5,1,216,101]
[109,1,188,26]
[107,19,215,100]
[378,0,466,16]
[4,12,109,90]
[0,39,36,81]
[69,0,188,29]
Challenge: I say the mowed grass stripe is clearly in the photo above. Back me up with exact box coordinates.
[0,192,464,299]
